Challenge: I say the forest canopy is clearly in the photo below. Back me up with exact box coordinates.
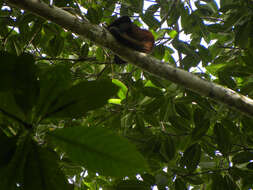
[1,0,253,189]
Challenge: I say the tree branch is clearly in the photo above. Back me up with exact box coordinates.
[6,0,253,117]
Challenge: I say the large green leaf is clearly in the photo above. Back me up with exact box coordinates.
[0,51,37,91]
[23,142,72,190]
[46,79,118,118]
[0,92,26,122]
[0,51,39,116]
[0,130,17,168]
[47,126,148,177]
[0,131,31,190]
[36,64,72,119]
[0,130,72,190]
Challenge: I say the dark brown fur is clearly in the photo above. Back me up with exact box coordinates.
[108,16,154,64]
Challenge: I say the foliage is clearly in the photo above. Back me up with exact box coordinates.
[1,0,253,189]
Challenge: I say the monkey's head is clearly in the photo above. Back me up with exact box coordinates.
[108,16,131,28]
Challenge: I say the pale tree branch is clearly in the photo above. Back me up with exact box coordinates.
[6,0,253,117]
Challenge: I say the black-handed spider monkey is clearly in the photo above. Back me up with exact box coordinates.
[108,16,155,64]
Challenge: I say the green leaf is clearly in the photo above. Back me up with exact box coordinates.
[119,4,129,16]
[0,92,26,122]
[128,0,144,12]
[206,63,226,76]
[112,79,128,100]
[48,35,64,57]
[181,54,200,70]
[180,143,201,172]
[36,65,72,119]
[223,11,245,31]
[211,174,239,190]
[46,79,118,118]
[23,142,72,190]
[141,87,163,97]
[142,4,160,30]
[0,131,31,189]
[224,175,239,190]
[0,52,38,115]
[95,47,105,62]
[195,3,214,16]
[191,108,210,141]
[57,1,75,7]
[166,2,181,25]
[144,97,164,114]
[247,162,253,170]
[121,112,133,129]
[108,98,121,105]
[185,175,204,185]
[229,167,244,181]
[172,39,198,57]
[114,180,150,190]
[144,4,159,15]
[220,0,234,9]
[232,151,253,165]
[235,22,251,49]
[47,126,148,177]
[0,51,37,91]
[11,53,38,115]
[168,115,190,132]
[159,96,174,121]
[197,45,212,66]
[160,136,176,161]
[211,174,227,190]
[168,30,177,38]
[86,7,103,24]
[175,102,191,120]
[175,178,187,190]
[135,113,145,131]
[214,123,232,155]
[141,173,156,186]
[155,172,168,187]
[80,43,89,57]
[207,24,226,33]
[153,45,165,60]
[0,131,17,168]
[12,54,38,115]
[218,71,236,89]
[143,113,160,126]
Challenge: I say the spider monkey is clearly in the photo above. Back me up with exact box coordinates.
[108,16,155,64]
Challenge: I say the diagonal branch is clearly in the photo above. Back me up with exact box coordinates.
[6,0,253,117]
